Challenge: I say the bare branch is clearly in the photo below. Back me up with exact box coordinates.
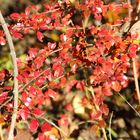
[132,58,140,104]
[0,11,19,140]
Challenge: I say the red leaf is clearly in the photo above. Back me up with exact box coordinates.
[25,7,31,15]
[29,48,38,58]
[21,91,28,102]
[38,133,46,140]
[52,63,59,70]
[48,42,56,50]
[60,77,67,88]
[100,104,109,116]
[33,108,44,116]
[34,57,45,69]
[10,13,20,19]
[98,120,105,128]
[0,92,8,103]
[53,63,63,77]
[58,114,69,127]
[41,122,51,132]
[71,64,78,73]
[47,89,57,99]
[17,75,24,83]
[76,81,84,90]
[123,3,129,8]
[65,103,73,112]
[112,81,121,92]
[0,37,6,45]
[19,107,29,120]
[102,87,112,96]
[37,31,44,42]
[29,119,39,132]
[91,110,102,120]
[0,70,5,81]
[129,44,138,58]
[29,86,37,96]
[12,31,23,39]
[54,66,63,77]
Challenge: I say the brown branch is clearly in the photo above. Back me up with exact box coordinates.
[132,58,140,104]
[0,11,19,140]
[117,92,140,117]
[109,111,113,140]
[0,96,13,110]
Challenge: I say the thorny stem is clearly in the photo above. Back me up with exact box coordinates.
[0,11,19,140]
[132,58,140,104]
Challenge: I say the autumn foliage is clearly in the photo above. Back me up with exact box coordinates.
[0,0,139,139]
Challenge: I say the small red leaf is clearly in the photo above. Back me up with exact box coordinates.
[17,75,24,83]
[102,87,112,96]
[91,111,102,120]
[98,120,105,128]
[41,122,51,132]
[0,92,8,103]
[19,107,29,120]
[100,104,109,116]
[112,81,121,92]
[60,77,67,88]
[47,89,57,99]
[0,70,5,81]
[65,103,73,112]
[25,7,31,15]
[0,37,6,45]
[29,119,39,132]
[12,31,23,39]
[37,31,44,42]
[38,133,46,140]
[10,13,20,19]
[33,108,44,116]
[71,64,78,73]
[29,48,38,58]
[54,67,63,77]
[129,44,138,58]
[48,42,56,50]
[29,86,37,96]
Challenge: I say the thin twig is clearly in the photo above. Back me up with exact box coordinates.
[109,112,113,140]
[39,116,68,137]
[132,58,140,104]
[127,0,132,22]
[102,128,108,140]
[19,68,49,93]
[41,74,65,90]
[78,120,97,125]
[117,92,140,117]
[0,96,13,109]
[88,86,108,140]
[18,96,68,137]
[0,11,19,140]
[0,125,4,140]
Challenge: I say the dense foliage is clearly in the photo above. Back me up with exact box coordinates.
[0,0,140,139]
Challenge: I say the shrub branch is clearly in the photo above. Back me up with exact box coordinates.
[132,58,140,104]
[0,11,19,140]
